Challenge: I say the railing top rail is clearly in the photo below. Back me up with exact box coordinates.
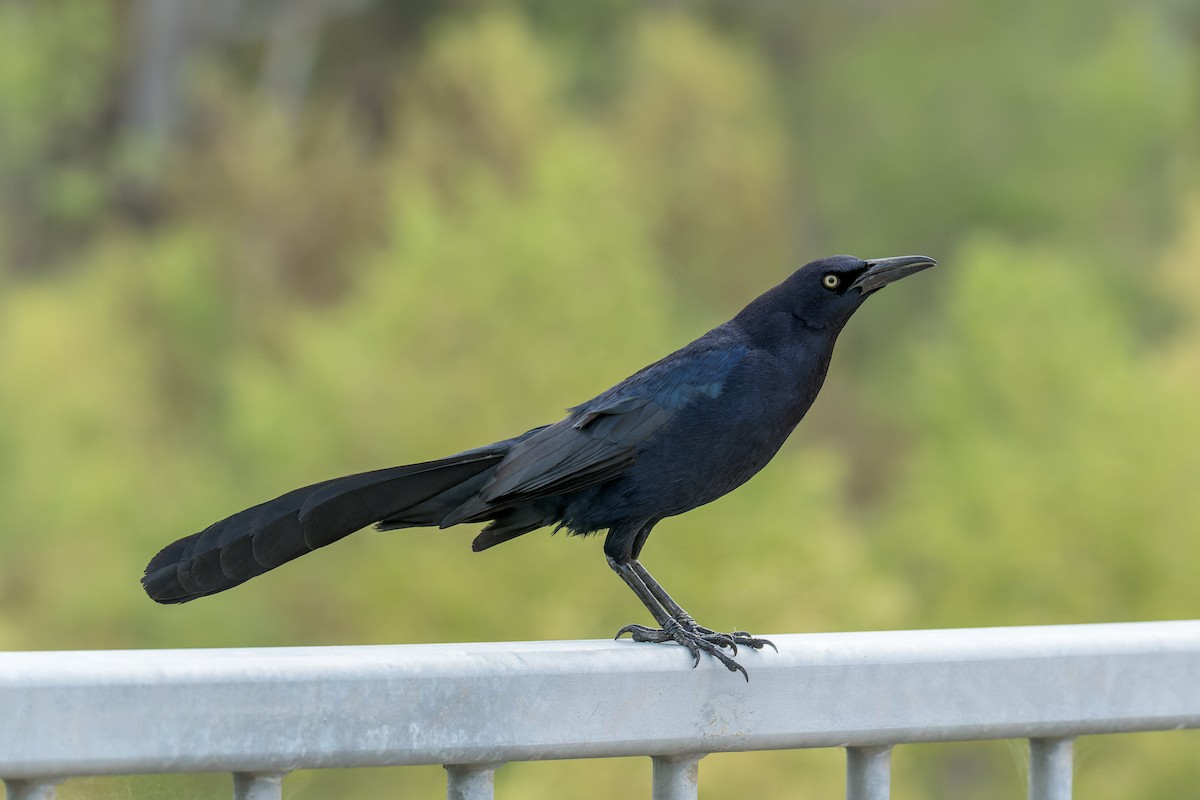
[2,620,1199,779]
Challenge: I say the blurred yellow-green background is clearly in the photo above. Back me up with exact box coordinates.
[3,0,1200,797]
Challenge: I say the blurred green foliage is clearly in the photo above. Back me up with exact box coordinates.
[2,1,1200,797]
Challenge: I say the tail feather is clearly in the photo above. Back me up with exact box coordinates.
[143,449,508,604]
[470,505,558,552]
[298,455,504,546]
[143,479,338,603]
[373,473,493,530]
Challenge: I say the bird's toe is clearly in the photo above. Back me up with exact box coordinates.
[728,632,776,652]
[615,623,672,643]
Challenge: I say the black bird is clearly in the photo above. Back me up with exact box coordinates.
[143,254,935,678]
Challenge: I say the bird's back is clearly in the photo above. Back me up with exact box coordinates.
[557,320,838,531]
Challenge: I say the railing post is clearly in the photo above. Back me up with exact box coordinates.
[846,745,892,800]
[232,771,286,800]
[1028,737,1073,800]
[445,763,501,800]
[651,754,703,800]
[3,779,59,800]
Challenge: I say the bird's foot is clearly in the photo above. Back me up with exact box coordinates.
[615,617,776,681]
[686,621,777,655]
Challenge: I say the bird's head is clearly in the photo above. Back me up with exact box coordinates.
[767,254,937,331]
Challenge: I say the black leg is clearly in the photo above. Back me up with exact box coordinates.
[606,556,671,627]
[631,560,776,655]
[608,556,774,681]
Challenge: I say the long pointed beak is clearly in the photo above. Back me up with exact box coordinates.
[852,255,937,293]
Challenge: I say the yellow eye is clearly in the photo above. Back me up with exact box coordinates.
[822,274,841,289]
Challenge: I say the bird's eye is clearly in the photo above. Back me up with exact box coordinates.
[822,274,841,289]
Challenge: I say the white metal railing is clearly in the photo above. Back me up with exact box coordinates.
[3,620,1200,800]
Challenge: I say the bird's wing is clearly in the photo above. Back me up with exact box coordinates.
[443,340,747,524]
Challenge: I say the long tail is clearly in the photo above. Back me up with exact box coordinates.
[142,438,527,604]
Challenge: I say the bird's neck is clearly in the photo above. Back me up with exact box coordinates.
[731,314,841,431]
[783,338,835,428]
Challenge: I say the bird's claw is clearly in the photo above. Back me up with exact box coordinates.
[615,617,774,681]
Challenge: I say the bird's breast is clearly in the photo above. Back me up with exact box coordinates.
[615,355,825,518]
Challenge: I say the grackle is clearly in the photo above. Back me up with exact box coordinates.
[143,254,935,678]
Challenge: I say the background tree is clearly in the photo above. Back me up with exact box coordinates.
[1,1,1199,797]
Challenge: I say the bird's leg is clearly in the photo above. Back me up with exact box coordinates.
[608,556,759,680]
[606,555,673,630]
[631,560,776,655]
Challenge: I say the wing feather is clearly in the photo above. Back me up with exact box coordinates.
[441,339,748,526]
